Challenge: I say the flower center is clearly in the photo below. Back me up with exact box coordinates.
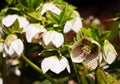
[80,45,91,56]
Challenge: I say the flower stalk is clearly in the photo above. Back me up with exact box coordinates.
[72,62,82,84]
[21,53,58,84]
[2,53,7,84]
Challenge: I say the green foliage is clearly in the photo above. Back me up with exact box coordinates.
[96,69,118,84]
[6,0,13,5]
[2,19,22,35]
[17,0,43,11]
[39,49,59,57]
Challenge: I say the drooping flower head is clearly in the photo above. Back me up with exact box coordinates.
[41,56,70,74]
[2,14,29,32]
[63,11,82,33]
[4,34,24,57]
[42,31,64,49]
[25,24,47,43]
[103,40,117,64]
[41,3,61,15]
[70,36,100,69]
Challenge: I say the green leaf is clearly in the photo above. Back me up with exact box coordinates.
[0,38,4,43]
[81,76,88,84]
[96,69,107,84]
[101,31,111,40]
[27,11,43,21]
[107,75,118,84]
[6,0,13,5]
[11,19,22,33]
[59,3,72,25]
[46,11,60,24]
[86,75,95,84]
[109,21,120,41]
[76,30,83,41]
[2,25,11,35]
[39,50,59,57]
[96,69,118,84]
[17,0,43,12]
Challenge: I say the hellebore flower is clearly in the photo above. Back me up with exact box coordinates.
[41,3,61,15]
[103,40,117,64]
[63,10,82,33]
[4,34,24,57]
[25,24,47,43]
[42,31,64,48]
[41,56,70,74]
[70,36,100,69]
[2,14,29,29]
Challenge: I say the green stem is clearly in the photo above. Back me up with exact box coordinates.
[21,54,58,84]
[73,63,82,84]
[2,53,7,84]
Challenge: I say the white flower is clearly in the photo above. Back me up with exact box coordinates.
[63,17,82,33]
[41,3,61,15]
[103,40,117,64]
[43,31,64,48]
[4,34,24,57]
[2,14,29,29]
[25,24,47,43]
[41,56,70,74]
[70,36,100,69]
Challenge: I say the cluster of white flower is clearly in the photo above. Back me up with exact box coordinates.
[0,1,117,75]
[0,2,83,74]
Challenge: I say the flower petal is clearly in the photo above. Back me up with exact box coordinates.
[85,56,99,69]
[11,39,24,56]
[61,56,70,73]
[70,37,86,63]
[72,17,82,33]
[103,52,116,64]
[2,15,18,27]
[4,44,14,56]
[41,3,61,15]
[41,57,51,73]
[43,31,56,46]
[25,24,42,42]
[18,16,29,29]
[103,40,117,64]
[71,36,100,65]
[52,32,64,48]
[48,56,64,74]
[63,21,72,33]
